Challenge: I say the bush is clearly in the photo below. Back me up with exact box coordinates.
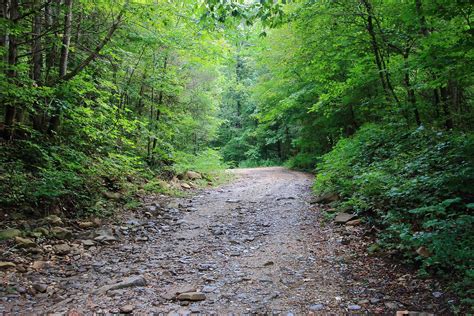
[0,139,143,216]
[285,152,317,171]
[314,123,474,296]
[172,148,228,176]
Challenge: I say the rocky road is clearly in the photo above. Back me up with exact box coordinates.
[1,167,454,314]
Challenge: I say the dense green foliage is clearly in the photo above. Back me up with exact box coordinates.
[314,124,474,299]
[1,0,472,304]
[0,0,230,215]
[217,0,473,168]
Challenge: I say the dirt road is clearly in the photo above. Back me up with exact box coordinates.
[1,167,452,314]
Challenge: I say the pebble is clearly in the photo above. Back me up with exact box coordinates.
[53,243,72,255]
[384,302,398,309]
[119,304,135,313]
[177,292,206,301]
[81,239,95,247]
[0,262,16,269]
[15,236,36,248]
[309,303,324,311]
[348,304,361,310]
[33,283,48,293]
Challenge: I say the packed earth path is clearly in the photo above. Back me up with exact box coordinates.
[1,167,453,314]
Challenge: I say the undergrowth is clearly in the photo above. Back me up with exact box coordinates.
[313,123,474,304]
[0,138,228,218]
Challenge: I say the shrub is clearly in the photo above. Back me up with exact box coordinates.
[314,123,474,296]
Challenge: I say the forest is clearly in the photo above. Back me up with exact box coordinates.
[0,0,473,313]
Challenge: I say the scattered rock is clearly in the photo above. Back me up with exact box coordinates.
[177,292,206,301]
[81,239,95,247]
[370,297,381,304]
[0,262,16,269]
[103,191,122,200]
[33,283,48,293]
[0,228,22,240]
[185,171,202,180]
[53,243,72,255]
[432,291,443,298]
[346,219,361,226]
[94,229,117,242]
[16,286,27,294]
[78,221,96,229]
[32,261,47,270]
[309,303,324,311]
[119,304,135,314]
[44,215,63,226]
[334,213,357,224]
[15,236,36,248]
[161,284,197,301]
[181,183,191,189]
[51,227,72,240]
[96,276,147,293]
[348,304,362,310]
[312,192,339,204]
[26,247,43,254]
[385,301,399,309]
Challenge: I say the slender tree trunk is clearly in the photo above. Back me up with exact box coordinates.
[0,0,7,50]
[360,0,388,99]
[440,86,454,130]
[57,5,126,83]
[31,0,42,83]
[119,46,145,109]
[49,0,73,134]
[361,0,402,107]
[59,0,73,78]
[44,0,60,83]
[347,103,358,135]
[3,0,19,141]
[403,52,421,126]
[136,70,147,115]
[31,0,44,131]
[235,53,243,128]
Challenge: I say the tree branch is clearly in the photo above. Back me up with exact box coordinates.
[50,4,127,85]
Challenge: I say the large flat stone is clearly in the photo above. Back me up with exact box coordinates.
[334,213,357,224]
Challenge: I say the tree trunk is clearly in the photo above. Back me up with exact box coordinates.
[403,52,421,126]
[57,5,126,83]
[31,0,42,83]
[440,86,454,130]
[44,0,60,83]
[31,0,44,131]
[48,0,73,134]
[360,0,388,99]
[3,0,19,141]
[59,0,73,78]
